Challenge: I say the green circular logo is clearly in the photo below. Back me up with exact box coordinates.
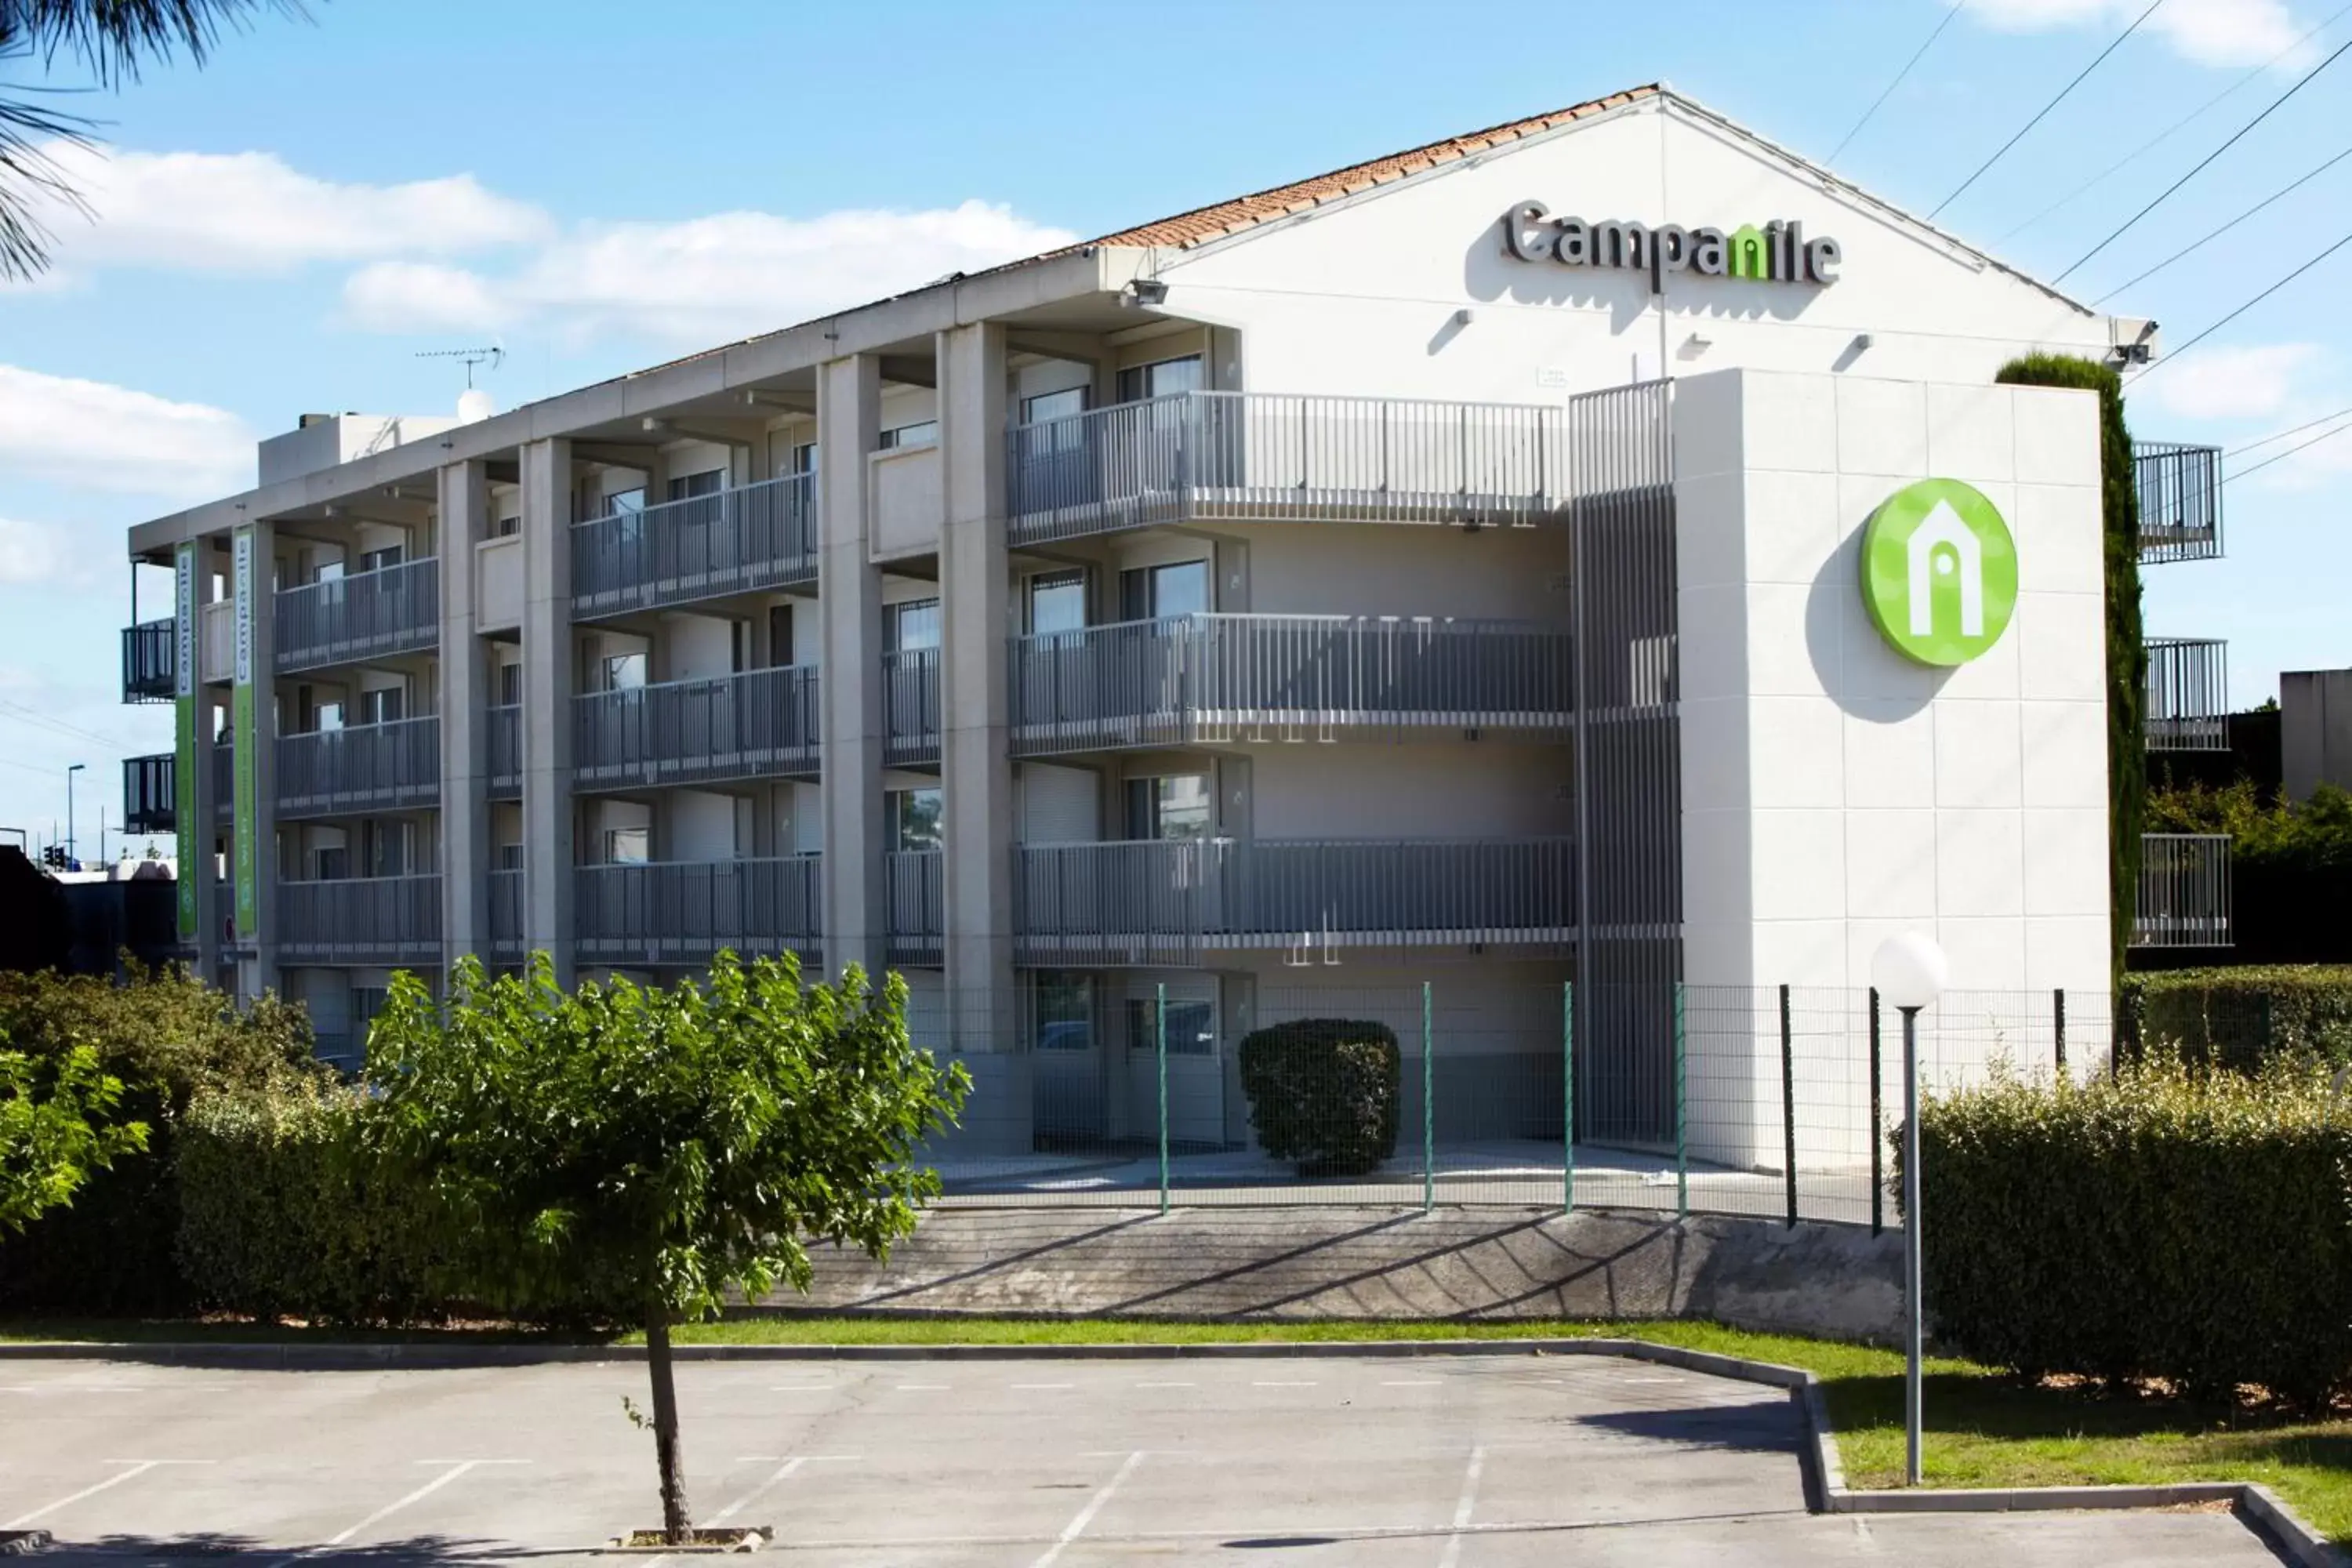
[1858,478,2018,666]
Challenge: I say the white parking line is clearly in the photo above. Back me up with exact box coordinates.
[1029,1450,1144,1568]
[710,1457,802,1523]
[3,1460,209,1529]
[263,1458,524,1567]
[1435,1445,1486,1568]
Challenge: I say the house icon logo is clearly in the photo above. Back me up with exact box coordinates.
[1859,478,2018,666]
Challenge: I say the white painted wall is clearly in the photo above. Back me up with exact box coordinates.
[1248,742,1571,840]
[670,788,737,862]
[663,612,734,684]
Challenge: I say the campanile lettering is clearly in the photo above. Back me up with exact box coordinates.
[1501,201,1841,292]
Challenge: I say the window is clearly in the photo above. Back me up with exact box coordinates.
[1022,387,1087,425]
[666,469,725,503]
[888,597,941,653]
[495,842,524,872]
[880,420,938,451]
[604,826,650,866]
[358,686,405,726]
[1116,354,1202,404]
[768,604,797,668]
[602,651,648,692]
[311,845,349,881]
[604,488,647,518]
[495,513,521,538]
[1027,570,1087,636]
[1125,996,1216,1056]
[1126,774,1211,840]
[498,662,522,706]
[787,441,818,477]
[1033,971,1094,1052]
[1119,559,1209,621]
[313,700,345,733]
[362,820,409,878]
[357,544,405,575]
[890,787,943,853]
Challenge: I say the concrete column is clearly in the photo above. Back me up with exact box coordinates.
[817,355,886,982]
[234,521,278,1000]
[437,459,490,972]
[521,438,575,982]
[187,546,223,981]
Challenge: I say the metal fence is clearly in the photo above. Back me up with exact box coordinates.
[573,856,822,967]
[887,850,942,966]
[1004,387,1670,545]
[2143,637,2229,751]
[2133,440,2223,564]
[488,867,524,957]
[277,874,442,964]
[2135,832,2233,948]
[1008,613,1573,755]
[275,715,441,818]
[570,474,818,619]
[274,558,441,673]
[573,666,820,791]
[1011,837,1577,966]
[122,753,174,835]
[122,616,176,702]
[488,705,521,799]
[927,980,2111,1220]
[883,648,940,767]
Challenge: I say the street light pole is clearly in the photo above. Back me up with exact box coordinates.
[64,763,85,868]
[1901,1001,1924,1488]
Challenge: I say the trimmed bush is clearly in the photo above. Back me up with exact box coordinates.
[1236,1019,1401,1177]
[2123,964,2352,1073]
[1916,1058,2352,1406]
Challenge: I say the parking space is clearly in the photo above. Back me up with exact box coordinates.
[0,1352,2291,1565]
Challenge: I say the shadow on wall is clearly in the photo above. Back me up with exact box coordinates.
[1806,519,1951,726]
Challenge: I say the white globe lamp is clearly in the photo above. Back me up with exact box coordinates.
[1871,928,1946,1490]
[1871,931,1947,1011]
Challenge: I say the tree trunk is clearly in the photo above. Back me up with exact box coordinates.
[645,1309,692,1543]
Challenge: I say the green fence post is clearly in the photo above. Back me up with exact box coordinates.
[1674,982,1689,1220]
[1422,980,1436,1216]
[1563,980,1575,1214]
[1156,982,1170,1218]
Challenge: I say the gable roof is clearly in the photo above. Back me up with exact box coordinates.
[1082,85,1661,253]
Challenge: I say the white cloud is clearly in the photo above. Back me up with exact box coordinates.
[1965,0,2318,69]
[2139,341,2323,421]
[0,516,120,590]
[24,143,550,274]
[0,365,252,498]
[342,200,1080,345]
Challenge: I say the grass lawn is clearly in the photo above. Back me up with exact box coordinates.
[11,1313,2349,1540]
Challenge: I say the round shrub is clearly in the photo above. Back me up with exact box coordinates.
[1236,1019,1401,1177]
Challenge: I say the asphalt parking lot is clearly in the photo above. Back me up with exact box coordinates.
[0,1352,2293,1565]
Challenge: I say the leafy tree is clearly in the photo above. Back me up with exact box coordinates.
[0,1042,148,1235]
[0,2,303,280]
[365,953,967,1544]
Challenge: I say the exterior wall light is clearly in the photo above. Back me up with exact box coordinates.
[1123,278,1171,307]
[1871,928,1947,1491]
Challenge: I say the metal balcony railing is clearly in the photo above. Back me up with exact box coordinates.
[884,648,940,767]
[488,705,521,799]
[1005,383,1668,546]
[122,617,176,702]
[2135,833,2231,949]
[276,715,441,818]
[887,849,942,966]
[123,753,175,835]
[488,867,524,956]
[1014,837,1577,963]
[571,474,818,619]
[2133,441,2223,564]
[2145,637,2229,752]
[277,874,443,964]
[574,666,820,791]
[275,558,441,673]
[1010,614,1573,754]
[573,856,822,967]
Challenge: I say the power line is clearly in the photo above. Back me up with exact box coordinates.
[2094,138,2352,303]
[2128,222,2352,383]
[0,697,140,752]
[1995,0,2352,245]
[2056,32,2352,283]
[1830,2,1968,162]
[1930,0,2163,220]
[2227,402,2352,459]
[2226,415,2352,485]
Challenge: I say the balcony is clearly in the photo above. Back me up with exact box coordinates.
[275,558,440,673]
[574,666,820,793]
[1014,837,1577,964]
[2134,441,2223,564]
[1010,614,1573,756]
[571,474,818,620]
[2134,833,2231,949]
[122,617,176,702]
[276,716,441,819]
[2146,637,2229,752]
[278,874,443,964]
[884,648,939,768]
[887,849,942,967]
[574,856,822,967]
[1004,383,1668,547]
[488,705,521,799]
[488,866,524,957]
[123,753,175,835]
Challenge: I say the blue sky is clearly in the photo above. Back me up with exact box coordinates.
[3,0,2348,856]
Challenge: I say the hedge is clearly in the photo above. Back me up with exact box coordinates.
[1236,1019,1402,1177]
[1917,1059,2352,1406]
[2122,965,2352,1073]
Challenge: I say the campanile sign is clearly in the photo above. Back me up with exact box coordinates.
[1499,201,1842,294]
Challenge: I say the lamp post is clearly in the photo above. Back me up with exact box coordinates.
[1871,930,1947,1488]
[64,763,85,869]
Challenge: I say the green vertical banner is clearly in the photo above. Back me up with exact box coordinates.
[231,525,260,939]
[173,543,198,941]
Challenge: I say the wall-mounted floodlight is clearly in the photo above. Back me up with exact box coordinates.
[1123,278,1171,308]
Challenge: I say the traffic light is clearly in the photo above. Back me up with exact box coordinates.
[40,844,66,869]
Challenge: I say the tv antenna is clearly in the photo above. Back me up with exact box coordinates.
[416,345,505,388]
